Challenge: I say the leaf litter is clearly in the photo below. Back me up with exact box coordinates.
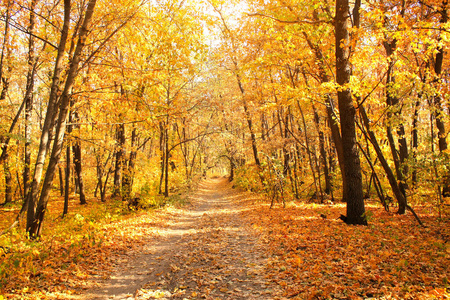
[2,177,449,299]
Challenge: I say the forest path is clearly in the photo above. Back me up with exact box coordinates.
[83,177,285,300]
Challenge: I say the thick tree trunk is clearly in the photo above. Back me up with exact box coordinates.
[335,0,366,225]
[26,0,72,235]
[27,0,97,238]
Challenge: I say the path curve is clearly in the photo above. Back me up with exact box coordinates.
[83,177,284,300]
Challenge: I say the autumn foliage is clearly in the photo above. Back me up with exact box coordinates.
[1,0,450,298]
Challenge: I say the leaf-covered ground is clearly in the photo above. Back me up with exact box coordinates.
[0,195,174,299]
[1,178,449,299]
[241,199,450,299]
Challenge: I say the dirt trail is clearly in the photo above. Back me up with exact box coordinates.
[83,177,284,299]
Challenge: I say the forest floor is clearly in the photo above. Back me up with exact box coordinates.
[1,177,449,299]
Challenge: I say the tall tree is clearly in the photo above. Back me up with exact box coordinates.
[23,0,38,203]
[26,0,73,235]
[28,0,98,238]
[335,0,367,224]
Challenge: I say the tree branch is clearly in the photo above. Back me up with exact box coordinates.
[247,12,330,24]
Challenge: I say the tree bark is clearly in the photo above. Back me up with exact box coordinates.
[72,111,86,204]
[158,121,165,195]
[23,0,38,202]
[123,126,137,201]
[27,0,97,238]
[113,122,125,197]
[26,0,72,235]
[58,165,64,196]
[240,87,261,167]
[433,1,449,195]
[433,1,448,153]
[0,1,13,206]
[164,121,169,197]
[0,0,11,84]
[63,142,70,217]
[313,106,331,194]
[335,0,366,225]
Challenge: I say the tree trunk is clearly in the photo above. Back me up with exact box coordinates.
[359,106,408,210]
[3,152,12,205]
[0,1,12,206]
[113,122,125,197]
[58,165,64,196]
[299,105,319,200]
[95,152,111,202]
[433,1,449,195]
[383,38,409,214]
[27,0,97,238]
[298,34,344,200]
[335,0,366,225]
[0,15,12,205]
[229,157,235,181]
[23,0,38,203]
[0,0,11,84]
[313,106,331,194]
[26,0,72,235]
[123,126,137,201]
[236,73,261,167]
[357,140,388,210]
[159,121,165,195]
[72,111,86,204]
[433,2,448,153]
[164,123,169,197]
[63,144,70,217]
